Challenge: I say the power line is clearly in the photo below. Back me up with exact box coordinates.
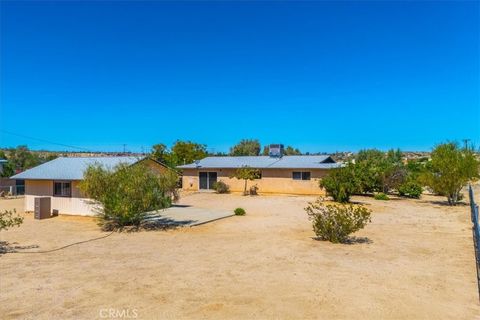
[0,129,91,151]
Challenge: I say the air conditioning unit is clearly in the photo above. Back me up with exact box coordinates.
[34,197,51,220]
[269,144,284,158]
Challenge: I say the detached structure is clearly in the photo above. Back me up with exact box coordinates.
[178,145,342,195]
[11,157,168,216]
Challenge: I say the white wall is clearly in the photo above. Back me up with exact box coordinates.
[25,180,100,216]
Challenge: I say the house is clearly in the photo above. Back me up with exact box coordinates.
[177,144,342,195]
[11,157,169,216]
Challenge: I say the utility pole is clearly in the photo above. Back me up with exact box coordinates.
[122,144,127,154]
[462,139,471,150]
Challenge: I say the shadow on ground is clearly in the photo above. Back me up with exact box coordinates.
[311,236,372,245]
[418,200,468,207]
[140,216,197,231]
[0,241,39,254]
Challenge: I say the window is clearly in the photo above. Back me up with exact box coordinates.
[53,181,71,197]
[292,172,311,180]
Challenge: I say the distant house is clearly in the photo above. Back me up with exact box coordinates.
[11,157,168,216]
[177,144,342,195]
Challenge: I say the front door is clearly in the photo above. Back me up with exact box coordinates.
[199,172,217,190]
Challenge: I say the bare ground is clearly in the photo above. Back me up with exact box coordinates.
[0,192,478,319]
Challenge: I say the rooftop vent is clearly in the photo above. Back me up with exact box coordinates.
[268,144,284,158]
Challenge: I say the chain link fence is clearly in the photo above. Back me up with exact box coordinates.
[468,184,480,301]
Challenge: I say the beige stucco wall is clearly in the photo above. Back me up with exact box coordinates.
[139,158,169,175]
[181,168,328,195]
[24,180,99,216]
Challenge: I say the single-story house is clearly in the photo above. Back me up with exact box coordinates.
[11,156,168,216]
[177,145,342,195]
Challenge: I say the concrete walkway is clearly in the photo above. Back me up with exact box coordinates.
[143,205,234,227]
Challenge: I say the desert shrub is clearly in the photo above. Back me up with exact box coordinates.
[319,164,359,203]
[305,198,371,243]
[0,209,23,231]
[159,169,181,202]
[213,181,229,194]
[249,184,258,195]
[80,163,177,230]
[420,142,479,205]
[398,181,422,198]
[234,208,246,216]
[354,149,406,194]
[374,192,389,200]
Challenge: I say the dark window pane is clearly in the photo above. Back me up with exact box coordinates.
[208,172,217,190]
[63,182,71,196]
[199,173,208,189]
[302,172,311,180]
[54,182,62,195]
[292,172,301,180]
[54,181,71,196]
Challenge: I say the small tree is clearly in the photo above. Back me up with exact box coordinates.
[305,198,371,243]
[170,140,208,166]
[284,146,301,155]
[319,164,359,202]
[151,143,171,166]
[230,139,261,156]
[79,163,178,230]
[421,142,479,205]
[231,167,261,195]
[8,145,41,172]
[0,209,23,231]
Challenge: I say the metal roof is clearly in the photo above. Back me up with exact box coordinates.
[11,157,142,180]
[177,155,342,169]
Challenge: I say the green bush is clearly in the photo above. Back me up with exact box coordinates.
[374,193,390,200]
[305,198,371,243]
[0,209,23,231]
[354,149,406,194]
[398,181,422,198]
[234,208,246,216]
[79,163,178,230]
[213,181,229,194]
[319,165,359,203]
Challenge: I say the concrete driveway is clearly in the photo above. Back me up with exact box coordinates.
[143,205,234,227]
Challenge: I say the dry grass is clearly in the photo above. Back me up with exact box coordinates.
[0,192,478,319]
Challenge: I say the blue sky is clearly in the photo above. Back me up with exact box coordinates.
[1,1,479,153]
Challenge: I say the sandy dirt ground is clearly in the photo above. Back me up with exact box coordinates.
[0,191,478,319]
